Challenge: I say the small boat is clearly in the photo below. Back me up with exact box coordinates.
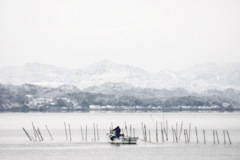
[106,132,138,144]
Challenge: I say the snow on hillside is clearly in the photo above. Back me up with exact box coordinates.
[0,61,240,91]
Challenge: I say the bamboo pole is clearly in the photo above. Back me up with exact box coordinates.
[175,129,178,143]
[226,130,232,145]
[130,125,132,137]
[223,130,226,144]
[179,121,183,140]
[64,122,68,141]
[149,130,151,142]
[141,122,144,140]
[144,124,147,142]
[188,123,191,143]
[162,129,165,142]
[125,122,128,137]
[176,123,178,142]
[32,122,37,141]
[156,121,158,143]
[203,129,206,144]
[69,124,72,142]
[164,128,168,141]
[215,130,219,144]
[195,126,198,144]
[32,122,41,141]
[97,124,99,141]
[172,127,175,143]
[184,130,187,143]
[185,129,189,143]
[161,122,163,142]
[81,126,84,141]
[22,128,32,141]
[213,130,215,144]
[93,123,96,142]
[45,125,53,140]
[37,128,44,141]
[133,128,135,138]
[166,120,168,140]
[31,136,36,142]
[85,125,87,142]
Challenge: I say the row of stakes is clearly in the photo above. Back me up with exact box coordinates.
[140,121,232,145]
[23,121,232,145]
[22,122,100,142]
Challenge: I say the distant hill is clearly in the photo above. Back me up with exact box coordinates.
[0,61,240,91]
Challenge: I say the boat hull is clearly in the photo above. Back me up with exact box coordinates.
[110,137,138,144]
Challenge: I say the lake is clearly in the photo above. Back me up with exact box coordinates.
[0,112,239,160]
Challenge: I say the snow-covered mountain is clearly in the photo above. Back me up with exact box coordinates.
[178,62,240,90]
[0,60,240,91]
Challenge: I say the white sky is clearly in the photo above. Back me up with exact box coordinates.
[0,0,240,73]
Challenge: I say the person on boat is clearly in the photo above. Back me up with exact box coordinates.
[113,126,121,138]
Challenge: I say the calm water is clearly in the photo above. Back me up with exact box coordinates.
[0,112,239,160]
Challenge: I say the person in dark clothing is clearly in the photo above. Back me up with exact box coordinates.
[113,126,121,138]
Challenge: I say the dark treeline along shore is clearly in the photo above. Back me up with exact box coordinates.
[0,83,240,112]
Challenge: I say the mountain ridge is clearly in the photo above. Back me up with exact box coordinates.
[0,60,240,91]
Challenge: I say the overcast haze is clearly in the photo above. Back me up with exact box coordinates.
[0,0,240,73]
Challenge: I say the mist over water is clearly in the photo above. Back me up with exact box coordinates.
[0,112,239,160]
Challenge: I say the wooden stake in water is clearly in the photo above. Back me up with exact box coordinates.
[179,121,183,140]
[64,122,68,141]
[226,130,232,145]
[125,122,128,137]
[166,120,168,139]
[149,130,151,142]
[93,123,96,142]
[32,122,37,141]
[215,130,219,144]
[156,121,158,143]
[81,126,84,141]
[203,129,206,144]
[185,129,189,143]
[69,124,72,142]
[31,136,36,142]
[133,128,135,138]
[176,123,178,142]
[195,126,198,144]
[37,128,44,141]
[161,122,164,142]
[174,130,178,143]
[223,130,226,144]
[130,125,132,137]
[172,127,175,143]
[22,128,32,141]
[184,130,187,143]
[213,130,215,144]
[144,124,147,142]
[33,122,41,141]
[141,122,144,140]
[96,124,99,141]
[85,125,87,142]
[32,122,41,141]
[188,123,191,143]
[45,125,53,140]
[164,128,168,141]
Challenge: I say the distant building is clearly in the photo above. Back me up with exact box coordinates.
[90,105,100,110]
